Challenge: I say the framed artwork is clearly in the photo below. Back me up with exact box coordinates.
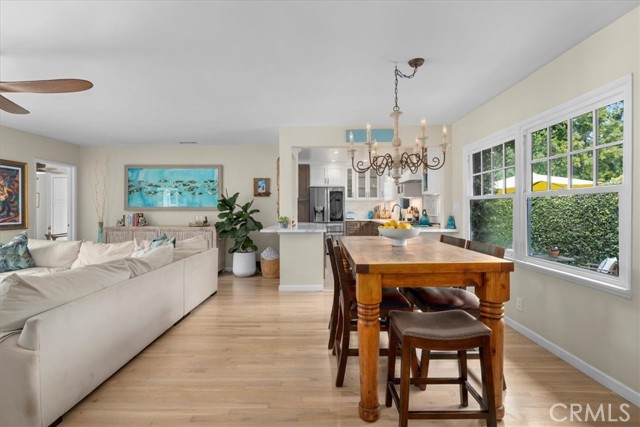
[125,164,223,210]
[0,159,28,230]
[254,178,271,197]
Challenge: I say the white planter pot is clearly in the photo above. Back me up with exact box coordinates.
[232,251,256,277]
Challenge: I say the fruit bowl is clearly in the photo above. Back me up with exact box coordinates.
[378,227,421,246]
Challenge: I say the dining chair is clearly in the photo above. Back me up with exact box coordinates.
[386,309,497,427]
[330,243,412,387]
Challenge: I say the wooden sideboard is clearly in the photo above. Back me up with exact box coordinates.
[104,226,224,272]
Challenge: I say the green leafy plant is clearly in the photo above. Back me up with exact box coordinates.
[215,191,263,254]
[278,216,289,224]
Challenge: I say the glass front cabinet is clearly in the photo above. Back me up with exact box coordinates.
[347,168,380,199]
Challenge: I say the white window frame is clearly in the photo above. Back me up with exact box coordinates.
[463,75,632,298]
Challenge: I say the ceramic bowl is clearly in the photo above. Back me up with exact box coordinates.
[378,227,421,246]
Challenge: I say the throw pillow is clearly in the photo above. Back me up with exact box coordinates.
[70,240,135,269]
[150,233,176,249]
[125,245,174,277]
[27,239,82,268]
[0,232,36,273]
[0,261,131,332]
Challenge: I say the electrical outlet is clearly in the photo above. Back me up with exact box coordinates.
[516,297,523,312]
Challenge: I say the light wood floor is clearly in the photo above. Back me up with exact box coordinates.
[62,271,639,427]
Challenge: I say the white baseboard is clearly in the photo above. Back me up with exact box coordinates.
[278,284,324,292]
[505,317,640,407]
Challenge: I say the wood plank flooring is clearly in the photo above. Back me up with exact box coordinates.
[62,271,639,426]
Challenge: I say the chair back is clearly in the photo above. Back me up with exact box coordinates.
[332,245,356,314]
[327,237,341,295]
[467,240,506,259]
[440,234,467,248]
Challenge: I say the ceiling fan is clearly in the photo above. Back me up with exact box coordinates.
[0,79,93,114]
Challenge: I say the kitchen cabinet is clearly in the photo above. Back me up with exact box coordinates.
[297,164,310,222]
[345,221,379,236]
[310,164,344,186]
[421,170,441,194]
[347,168,380,199]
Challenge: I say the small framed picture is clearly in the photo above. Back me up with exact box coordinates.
[254,178,271,197]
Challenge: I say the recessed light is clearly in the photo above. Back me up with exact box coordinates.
[333,150,339,154]
[179,141,198,145]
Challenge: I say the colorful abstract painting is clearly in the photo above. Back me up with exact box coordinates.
[0,159,27,230]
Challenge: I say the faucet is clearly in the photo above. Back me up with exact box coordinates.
[391,204,403,221]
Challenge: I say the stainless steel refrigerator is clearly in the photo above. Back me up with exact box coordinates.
[309,186,345,238]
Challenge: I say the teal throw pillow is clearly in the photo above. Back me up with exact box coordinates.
[150,233,176,249]
[0,231,36,273]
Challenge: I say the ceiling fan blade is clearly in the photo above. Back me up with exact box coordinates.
[0,94,29,114]
[0,79,93,93]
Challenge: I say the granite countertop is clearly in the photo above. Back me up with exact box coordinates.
[261,222,327,234]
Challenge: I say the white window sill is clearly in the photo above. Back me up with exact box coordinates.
[510,256,631,299]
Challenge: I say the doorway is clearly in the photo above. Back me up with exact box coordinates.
[35,160,77,240]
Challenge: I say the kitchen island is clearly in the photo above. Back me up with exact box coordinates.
[261,222,326,292]
[345,219,459,240]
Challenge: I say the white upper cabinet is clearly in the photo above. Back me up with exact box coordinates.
[346,168,380,199]
[310,164,345,186]
[422,146,442,194]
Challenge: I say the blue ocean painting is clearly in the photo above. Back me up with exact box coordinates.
[127,166,220,209]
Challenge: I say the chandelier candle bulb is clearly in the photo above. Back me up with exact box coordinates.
[420,117,427,137]
[366,122,371,141]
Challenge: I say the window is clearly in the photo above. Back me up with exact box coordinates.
[469,139,515,250]
[464,76,631,297]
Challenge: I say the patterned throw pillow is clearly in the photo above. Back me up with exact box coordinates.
[0,232,36,273]
[150,233,176,249]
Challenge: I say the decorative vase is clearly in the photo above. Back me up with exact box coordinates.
[232,251,256,277]
[97,221,104,243]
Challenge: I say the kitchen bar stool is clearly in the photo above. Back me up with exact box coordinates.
[385,310,497,427]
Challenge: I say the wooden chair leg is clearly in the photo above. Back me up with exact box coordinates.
[417,349,430,391]
[335,316,350,387]
[457,350,469,407]
[399,339,412,427]
[479,340,497,427]
[385,326,398,408]
[327,290,339,350]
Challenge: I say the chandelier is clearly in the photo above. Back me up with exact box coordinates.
[348,58,449,188]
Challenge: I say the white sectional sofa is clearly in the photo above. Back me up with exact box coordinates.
[0,236,218,427]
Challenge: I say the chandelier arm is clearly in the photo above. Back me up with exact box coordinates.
[400,152,422,174]
[352,158,372,173]
[423,150,447,171]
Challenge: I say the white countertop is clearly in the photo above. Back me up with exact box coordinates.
[261,222,327,234]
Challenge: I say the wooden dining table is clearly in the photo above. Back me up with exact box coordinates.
[339,236,515,422]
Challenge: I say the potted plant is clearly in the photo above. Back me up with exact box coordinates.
[215,191,263,277]
[278,216,290,228]
[547,245,560,258]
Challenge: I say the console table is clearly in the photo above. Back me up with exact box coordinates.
[104,226,224,272]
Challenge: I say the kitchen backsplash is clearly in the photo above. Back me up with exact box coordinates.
[345,198,429,221]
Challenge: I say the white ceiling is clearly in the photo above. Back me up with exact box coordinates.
[1,1,638,147]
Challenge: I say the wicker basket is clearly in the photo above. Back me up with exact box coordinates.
[260,257,280,278]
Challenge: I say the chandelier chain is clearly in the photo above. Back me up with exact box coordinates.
[393,64,419,112]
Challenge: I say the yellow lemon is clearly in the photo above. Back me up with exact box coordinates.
[398,222,412,230]
[388,219,399,229]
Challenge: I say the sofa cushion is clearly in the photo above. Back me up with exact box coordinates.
[0,266,68,282]
[27,239,82,268]
[70,240,135,269]
[0,261,131,332]
[0,232,36,273]
[125,245,174,277]
[173,236,209,261]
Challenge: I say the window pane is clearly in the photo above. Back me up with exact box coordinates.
[470,199,513,249]
[551,121,568,155]
[597,144,623,186]
[505,167,515,194]
[528,193,619,276]
[505,140,516,167]
[532,161,548,192]
[572,111,593,150]
[482,149,491,172]
[473,175,481,196]
[597,101,624,145]
[550,157,568,189]
[492,145,503,169]
[482,172,492,195]
[532,128,547,160]
[472,152,481,174]
[493,170,504,194]
[572,152,593,187]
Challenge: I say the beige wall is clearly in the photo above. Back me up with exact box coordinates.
[452,8,639,395]
[0,126,81,243]
[79,145,279,269]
